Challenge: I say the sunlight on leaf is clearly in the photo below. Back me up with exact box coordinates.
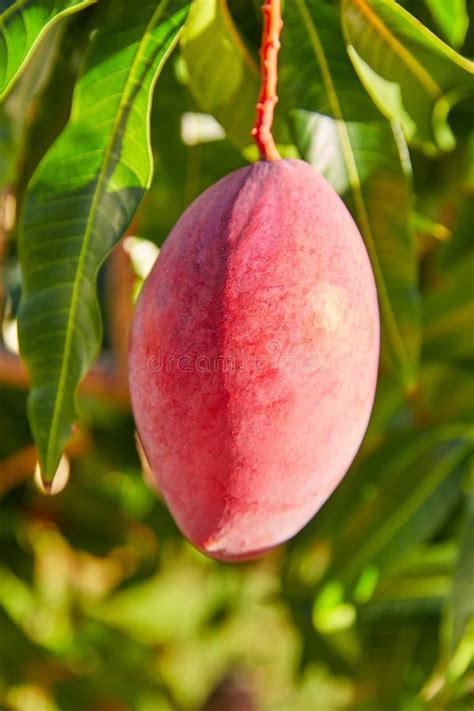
[181,0,260,149]
[423,0,469,49]
[18,0,190,482]
[0,0,96,102]
[342,0,474,154]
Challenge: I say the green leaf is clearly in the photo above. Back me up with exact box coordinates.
[448,489,474,650]
[282,0,420,387]
[361,574,452,619]
[141,60,246,246]
[434,194,474,269]
[0,107,16,187]
[358,542,457,618]
[423,253,474,362]
[0,0,96,102]
[423,0,469,49]
[415,365,474,427]
[324,427,473,587]
[14,10,94,209]
[342,0,474,154]
[180,0,260,150]
[18,0,190,482]
[0,19,65,189]
[95,554,222,644]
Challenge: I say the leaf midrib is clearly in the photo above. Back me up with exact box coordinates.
[44,0,172,476]
[294,0,414,385]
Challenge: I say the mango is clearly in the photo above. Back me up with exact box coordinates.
[128,159,379,560]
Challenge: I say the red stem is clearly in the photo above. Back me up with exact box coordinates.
[252,0,283,161]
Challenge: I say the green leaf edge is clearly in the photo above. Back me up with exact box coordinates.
[20,1,188,481]
[0,0,97,103]
[342,0,474,153]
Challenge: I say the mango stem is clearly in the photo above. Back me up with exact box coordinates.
[252,0,283,161]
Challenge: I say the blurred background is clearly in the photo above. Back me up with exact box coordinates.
[0,0,473,709]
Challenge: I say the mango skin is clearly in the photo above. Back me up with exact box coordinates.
[128,159,379,561]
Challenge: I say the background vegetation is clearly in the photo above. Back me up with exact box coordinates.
[0,0,473,708]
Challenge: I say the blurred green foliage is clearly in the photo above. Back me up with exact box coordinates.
[0,0,473,709]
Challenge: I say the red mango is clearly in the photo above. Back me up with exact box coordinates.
[129,159,379,561]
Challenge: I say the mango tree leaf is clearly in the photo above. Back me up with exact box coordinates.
[94,556,222,644]
[140,61,246,246]
[297,426,473,590]
[446,489,474,650]
[0,20,65,188]
[325,428,473,588]
[464,133,474,191]
[423,0,469,50]
[180,0,260,150]
[358,541,456,619]
[342,0,474,154]
[0,0,96,102]
[0,608,46,687]
[361,573,452,620]
[423,252,474,362]
[0,109,16,187]
[282,0,420,387]
[416,365,474,427]
[18,0,190,483]
[14,11,94,208]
